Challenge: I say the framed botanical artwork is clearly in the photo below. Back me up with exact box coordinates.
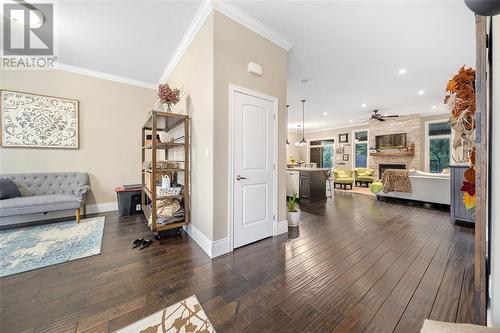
[336,145,344,154]
[339,133,349,143]
[1,90,79,149]
[343,154,349,161]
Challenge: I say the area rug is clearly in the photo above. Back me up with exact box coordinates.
[0,217,105,277]
[333,186,375,196]
[116,295,216,333]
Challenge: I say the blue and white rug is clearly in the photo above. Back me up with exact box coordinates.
[0,217,105,277]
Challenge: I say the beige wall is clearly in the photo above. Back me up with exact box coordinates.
[168,13,215,240]
[166,11,287,242]
[213,11,288,240]
[0,69,156,204]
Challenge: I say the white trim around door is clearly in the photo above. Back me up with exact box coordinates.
[228,84,279,252]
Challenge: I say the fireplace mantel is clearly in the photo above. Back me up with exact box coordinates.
[370,151,415,157]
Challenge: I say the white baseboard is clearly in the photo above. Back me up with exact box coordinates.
[212,237,231,257]
[184,223,230,258]
[87,202,118,214]
[276,219,289,235]
[0,201,117,226]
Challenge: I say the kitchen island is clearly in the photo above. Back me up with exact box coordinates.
[287,167,329,202]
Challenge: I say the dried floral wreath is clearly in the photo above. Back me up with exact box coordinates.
[444,66,476,209]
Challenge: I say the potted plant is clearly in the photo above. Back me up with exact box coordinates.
[154,83,181,112]
[287,192,300,227]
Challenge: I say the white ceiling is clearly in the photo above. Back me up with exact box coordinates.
[55,0,202,86]
[42,1,475,130]
[230,0,476,131]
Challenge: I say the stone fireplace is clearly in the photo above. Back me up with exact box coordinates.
[368,114,421,179]
[379,163,406,179]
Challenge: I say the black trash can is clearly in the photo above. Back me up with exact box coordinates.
[115,185,143,217]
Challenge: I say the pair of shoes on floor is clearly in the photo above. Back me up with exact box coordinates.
[132,238,153,250]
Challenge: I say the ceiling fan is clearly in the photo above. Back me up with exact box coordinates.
[363,109,400,122]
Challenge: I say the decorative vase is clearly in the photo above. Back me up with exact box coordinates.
[163,103,173,112]
[287,209,301,227]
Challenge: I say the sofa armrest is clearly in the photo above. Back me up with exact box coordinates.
[74,185,90,203]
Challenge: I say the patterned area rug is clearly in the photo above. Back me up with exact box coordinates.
[0,217,105,277]
[116,295,216,333]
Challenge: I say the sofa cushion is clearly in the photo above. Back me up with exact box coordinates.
[0,195,80,217]
[0,178,21,200]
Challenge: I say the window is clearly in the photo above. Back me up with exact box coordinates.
[353,130,368,168]
[426,121,451,173]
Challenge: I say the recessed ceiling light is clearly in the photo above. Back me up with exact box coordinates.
[348,119,353,123]
[361,103,367,108]
[432,105,437,109]
[418,90,425,95]
[322,112,328,116]
[398,68,407,75]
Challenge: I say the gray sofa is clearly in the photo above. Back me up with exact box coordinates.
[0,172,90,224]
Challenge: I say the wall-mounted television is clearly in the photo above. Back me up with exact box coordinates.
[375,133,406,150]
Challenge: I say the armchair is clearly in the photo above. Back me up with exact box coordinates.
[332,169,354,190]
[353,168,375,187]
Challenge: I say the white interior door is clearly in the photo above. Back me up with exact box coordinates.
[233,90,275,248]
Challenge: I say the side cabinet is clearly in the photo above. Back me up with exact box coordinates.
[450,165,475,224]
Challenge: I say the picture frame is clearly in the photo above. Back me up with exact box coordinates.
[1,90,80,149]
[339,133,349,143]
[343,154,349,161]
[336,145,344,154]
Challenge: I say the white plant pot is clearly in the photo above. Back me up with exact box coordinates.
[287,209,301,227]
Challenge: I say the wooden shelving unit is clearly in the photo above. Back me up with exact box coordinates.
[141,111,190,237]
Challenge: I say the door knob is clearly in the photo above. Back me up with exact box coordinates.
[236,175,247,180]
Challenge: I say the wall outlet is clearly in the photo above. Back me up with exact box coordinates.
[204,148,209,159]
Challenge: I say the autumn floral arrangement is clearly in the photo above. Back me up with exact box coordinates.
[444,66,476,209]
[157,83,180,112]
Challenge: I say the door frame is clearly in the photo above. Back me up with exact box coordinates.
[227,83,279,251]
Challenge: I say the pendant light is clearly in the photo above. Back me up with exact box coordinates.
[286,104,290,146]
[299,99,307,146]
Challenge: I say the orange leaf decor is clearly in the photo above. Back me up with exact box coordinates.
[446,79,458,93]
[445,67,477,209]
[463,192,476,210]
[464,167,475,184]
[469,147,476,164]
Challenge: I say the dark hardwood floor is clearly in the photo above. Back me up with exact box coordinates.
[0,193,475,333]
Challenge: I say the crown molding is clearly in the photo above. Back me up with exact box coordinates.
[158,0,213,84]
[212,0,294,51]
[54,63,156,90]
[158,0,294,84]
